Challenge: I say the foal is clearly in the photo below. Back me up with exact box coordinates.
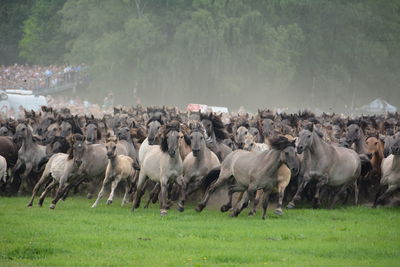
[92,137,136,208]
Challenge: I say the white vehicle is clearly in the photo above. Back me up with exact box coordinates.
[0,89,47,112]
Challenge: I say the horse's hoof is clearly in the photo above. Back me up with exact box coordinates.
[160,210,168,216]
[220,205,231,213]
[38,203,43,207]
[274,209,283,216]
[248,211,255,216]
[91,204,97,208]
[286,202,295,209]
[195,204,205,212]
[49,204,56,209]
[106,200,112,205]
[177,206,184,212]
[230,211,239,217]
[27,203,32,208]
[262,216,267,220]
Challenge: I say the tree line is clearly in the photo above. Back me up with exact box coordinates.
[1,0,400,111]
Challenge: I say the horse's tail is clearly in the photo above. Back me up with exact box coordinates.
[359,154,372,177]
[201,167,221,191]
[35,154,53,173]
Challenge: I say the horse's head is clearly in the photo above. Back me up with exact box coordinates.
[117,127,131,141]
[147,118,162,145]
[390,133,400,155]
[161,121,180,157]
[190,122,206,157]
[345,124,362,145]
[42,123,60,145]
[243,135,256,151]
[85,123,100,144]
[106,137,118,159]
[366,136,382,158]
[235,126,248,149]
[296,129,313,154]
[70,134,86,167]
[0,126,10,136]
[14,123,30,142]
[60,121,72,138]
[269,135,299,174]
[262,119,275,138]
[201,118,212,138]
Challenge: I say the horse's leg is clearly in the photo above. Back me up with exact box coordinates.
[159,177,169,216]
[18,162,32,195]
[131,171,147,211]
[230,190,249,217]
[122,176,132,207]
[261,189,272,220]
[50,182,69,209]
[144,182,159,208]
[92,174,111,208]
[275,184,287,216]
[220,188,237,212]
[196,171,229,212]
[27,170,50,207]
[313,176,328,209]
[374,184,398,207]
[247,186,260,217]
[354,179,359,205]
[38,180,56,207]
[287,175,310,209]
[329,183,350,209]
[177,176,186,212]
[107,177,121,205]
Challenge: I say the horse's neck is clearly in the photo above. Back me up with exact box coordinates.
[309,132,332,156]
[261,150,282,176]
[392,155,400,171]
[109,156,118,168]
[22,130,33,149]
[355,132,367,154]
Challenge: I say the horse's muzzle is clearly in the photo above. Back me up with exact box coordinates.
[75,160,83,167]
[296,146,303,154]
[192,149,200,157]
[169,150,176,157]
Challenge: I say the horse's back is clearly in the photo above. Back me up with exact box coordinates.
[138,138,150,164]
[328,146,360,186]
[381,155,400,186]
[48,153,69,180]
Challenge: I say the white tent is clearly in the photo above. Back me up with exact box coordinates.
[360,98,397,114]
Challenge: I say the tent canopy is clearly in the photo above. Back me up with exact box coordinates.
[360,98,397,113]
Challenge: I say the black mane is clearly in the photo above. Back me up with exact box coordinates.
[268,135,295,150]
[160,120,180,153]
[200,113,229,141]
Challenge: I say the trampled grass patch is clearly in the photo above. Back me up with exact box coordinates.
[0,197,399,266]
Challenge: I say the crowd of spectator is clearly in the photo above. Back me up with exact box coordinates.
[0,64,87,92]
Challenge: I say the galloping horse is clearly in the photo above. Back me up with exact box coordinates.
[288,126,361,209]
[132,121,184,215]
[196,136,299,219]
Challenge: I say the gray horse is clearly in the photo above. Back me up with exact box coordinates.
[48,134,108,209]
[374,133,400,206]
[288,127,361,209]
[180,122,220,210]
[13,123,47,193]
[196,136,299,219]
[132,121,184,215]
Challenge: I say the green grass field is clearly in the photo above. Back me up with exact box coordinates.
[0,197,399,266]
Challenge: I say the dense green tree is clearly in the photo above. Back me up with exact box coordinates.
[1,0,399,110]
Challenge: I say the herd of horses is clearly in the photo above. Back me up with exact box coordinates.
[0,105,399,219]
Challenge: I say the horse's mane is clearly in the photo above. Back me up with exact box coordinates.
[160,120,181,153]
[268,135,295,151]
[67,134,85,159]
[200,113,229,141]
[146,115,163,126]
